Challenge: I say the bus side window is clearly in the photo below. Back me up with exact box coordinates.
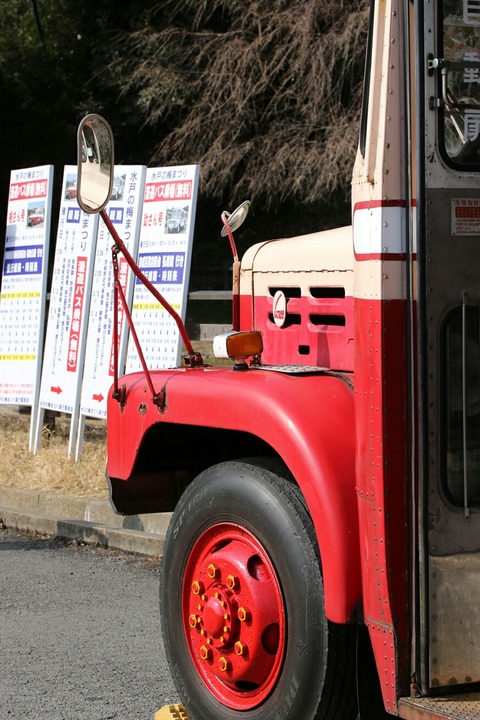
[441,0,480,167]
[442,306,480,507]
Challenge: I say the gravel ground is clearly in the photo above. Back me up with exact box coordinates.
[1,527,178,720]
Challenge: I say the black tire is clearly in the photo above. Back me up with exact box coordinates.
[160,459,357,720]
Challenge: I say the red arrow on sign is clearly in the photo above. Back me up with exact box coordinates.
[92,393,104,403]
[50,386,62,395]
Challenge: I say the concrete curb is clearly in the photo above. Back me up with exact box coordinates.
[0,486,172,557]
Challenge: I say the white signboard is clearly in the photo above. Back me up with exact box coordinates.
[34,166,98,456]
[0,165,54,446]
[451,197,480,235]
[126,164,200,372]
[79,165,146,422]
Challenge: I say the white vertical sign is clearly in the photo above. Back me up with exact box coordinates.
[78,166,146,425]
[34,166,98,456]
[126,164,200,372]
[0,165,54,448]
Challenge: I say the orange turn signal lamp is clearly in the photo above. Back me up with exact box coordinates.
[213,330,263,365]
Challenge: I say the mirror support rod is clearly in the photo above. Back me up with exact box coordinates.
[100,209,203,406]
[111,246,159,406]
[100,210,199,358]
[221,212,240,331]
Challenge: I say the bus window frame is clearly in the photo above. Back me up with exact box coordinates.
[437,0,480,171]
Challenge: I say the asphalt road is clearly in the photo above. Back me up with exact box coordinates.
[1,527,178,720]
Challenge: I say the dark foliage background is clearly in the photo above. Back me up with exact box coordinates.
[0,0,369,291]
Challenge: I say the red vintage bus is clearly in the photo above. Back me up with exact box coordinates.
[78,1,480,717]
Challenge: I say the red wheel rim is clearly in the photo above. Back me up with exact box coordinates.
[182,522,286,710]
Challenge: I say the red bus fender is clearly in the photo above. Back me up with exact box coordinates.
[107,366,361,623]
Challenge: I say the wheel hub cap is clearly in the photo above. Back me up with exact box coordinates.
[182,523,286,710]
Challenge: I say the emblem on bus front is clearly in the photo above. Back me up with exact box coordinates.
[273,290,287,327]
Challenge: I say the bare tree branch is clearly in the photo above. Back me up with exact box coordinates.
[112,0,369,207]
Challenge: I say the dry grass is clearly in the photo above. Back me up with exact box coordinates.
[0,409,108,498]
[0,341,223,498]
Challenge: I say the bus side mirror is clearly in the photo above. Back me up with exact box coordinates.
[220,200,250,238]
[76,114,114,213]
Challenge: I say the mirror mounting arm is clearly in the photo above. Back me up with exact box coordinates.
[103,210,202,406]
[221,212,240,331]
[221,211,239,263]
[220,202,250,333]
[110,241,162,407]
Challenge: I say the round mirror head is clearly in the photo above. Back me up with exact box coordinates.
[220,200,251,236]
[76,114,114,213]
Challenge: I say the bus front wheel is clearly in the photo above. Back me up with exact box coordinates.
[160,459,357,720]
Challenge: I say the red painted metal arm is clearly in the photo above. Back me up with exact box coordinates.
[100,208,200,360]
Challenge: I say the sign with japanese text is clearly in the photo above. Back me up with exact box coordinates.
[0,165,54,414]
[451,197,480,235]
[79,165,146,421]
[125,165,200,372]
[35,166,98,454]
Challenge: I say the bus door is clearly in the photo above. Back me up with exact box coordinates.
[417,0,480,693]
